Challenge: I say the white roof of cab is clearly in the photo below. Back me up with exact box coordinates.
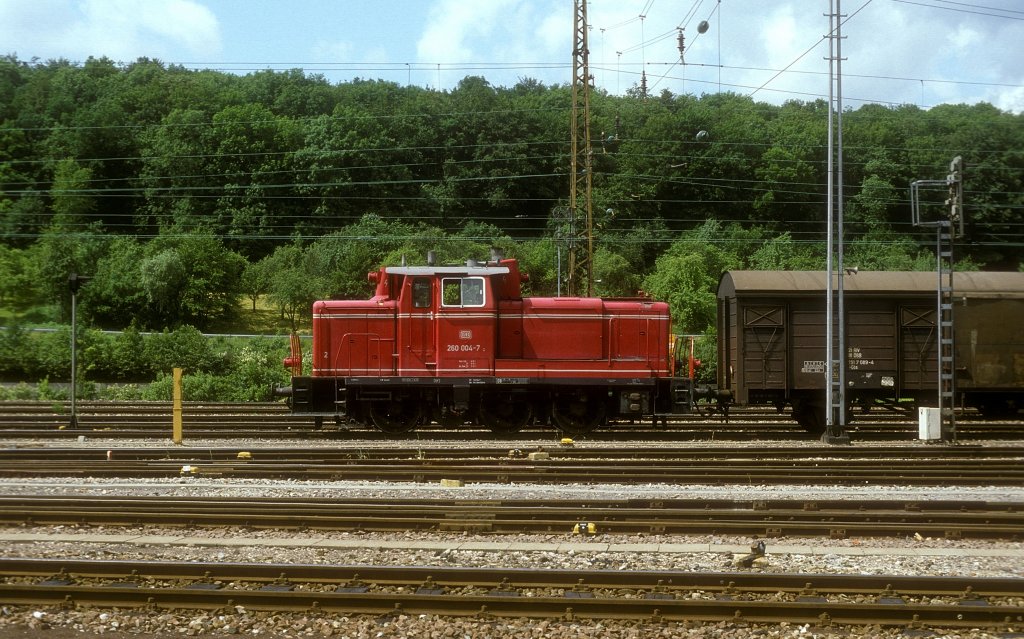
[385,265,510,276]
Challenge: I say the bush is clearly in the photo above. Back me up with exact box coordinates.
[0,327,293,403]
[36,377,69,401]
[84,327,149,381]
[0,324,69,381]
[143,326,227,376]
[0,382,36,400]
[224,339,290,401]
[34,328,72,381]
[98,384,146,401]
[142,371,234,402]
[0,324,35,381]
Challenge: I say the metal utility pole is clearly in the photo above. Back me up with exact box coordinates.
[824,0,849,444]
[568,0,594,297]
[68,273,88,429]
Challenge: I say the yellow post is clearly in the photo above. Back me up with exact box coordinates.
[172,367,183,444]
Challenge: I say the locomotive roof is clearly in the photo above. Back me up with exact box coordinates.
[385,265,511,276]
[719,270,1024,299]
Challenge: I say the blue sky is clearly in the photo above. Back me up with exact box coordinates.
[1,0,1022,112]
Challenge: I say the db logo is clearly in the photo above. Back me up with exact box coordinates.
[459,330,473,340]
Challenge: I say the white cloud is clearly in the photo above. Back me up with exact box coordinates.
[417,0,513,65]
[950,24,983,50]
[995,85,1024,114]
[310,39,356,63]
[761,6,801,72]
[0,0,221,63]
[416,0,570,87]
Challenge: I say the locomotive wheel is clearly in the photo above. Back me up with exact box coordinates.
[479,394,532,434]
[369,399,422,434]
[551,390,607,435]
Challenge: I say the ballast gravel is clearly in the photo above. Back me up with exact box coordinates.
[0,437,1022,638]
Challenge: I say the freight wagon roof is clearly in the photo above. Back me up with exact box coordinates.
[718,270,1024,299]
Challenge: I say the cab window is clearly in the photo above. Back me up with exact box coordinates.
[441,277,485,308]
[412,278,431,308]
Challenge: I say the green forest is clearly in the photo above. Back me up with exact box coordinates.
[0,55,1021,397]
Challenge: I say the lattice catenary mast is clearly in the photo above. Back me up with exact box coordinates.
[568,0,594,297]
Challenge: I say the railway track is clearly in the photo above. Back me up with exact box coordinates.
[1,495,1021,540]
[0,401,1020,441]
[0,445,1021,485]
[2,558,1022,631]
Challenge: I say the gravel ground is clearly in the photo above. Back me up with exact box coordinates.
[17,435,1024,449]
[0,611,1015,639]
[1,437,1022,637]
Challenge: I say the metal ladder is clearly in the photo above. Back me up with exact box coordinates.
[937,222,956,441]
[938,156,963,441]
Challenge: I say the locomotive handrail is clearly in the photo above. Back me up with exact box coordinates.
[607,316,614,365]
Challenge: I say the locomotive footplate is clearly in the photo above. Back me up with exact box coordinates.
[343,376,660,387]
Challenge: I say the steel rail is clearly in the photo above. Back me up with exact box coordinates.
[0,401,1019,442]
[0,455,1021,485]
[2,444,1023,461]
[0,401,1008,422]
[1,495,1021,539]
[1,559,1021,629]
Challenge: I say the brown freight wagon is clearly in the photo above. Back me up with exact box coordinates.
[716,270,1024,434]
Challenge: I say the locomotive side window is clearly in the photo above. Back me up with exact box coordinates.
[441,277,485,308]
[462,277,484,306]
[412,278,431,308]
[442,279,461,306]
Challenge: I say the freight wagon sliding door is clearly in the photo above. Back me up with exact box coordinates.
[844,300,899,391]
[900,306,935,391]
[790,302,824,390]
[740,305,787,395]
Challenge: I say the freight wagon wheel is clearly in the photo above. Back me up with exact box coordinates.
[978,399,1019,419]
[791,399,826,437]
[551,390,607,436]
[479,394,532,434]
[369,399,422,434]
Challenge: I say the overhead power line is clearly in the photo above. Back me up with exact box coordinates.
[890,0,1024,20]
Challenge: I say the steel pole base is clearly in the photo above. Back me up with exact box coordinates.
[821,425,850,445]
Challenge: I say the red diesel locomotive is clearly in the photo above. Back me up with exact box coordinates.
[284,252,694,434]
